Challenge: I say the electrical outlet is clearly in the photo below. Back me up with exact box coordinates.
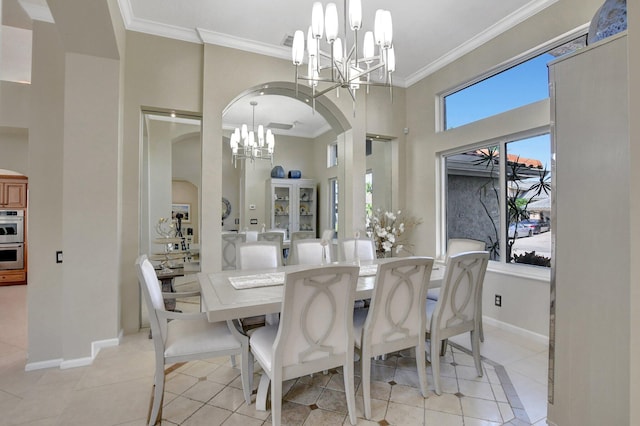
[495,294,502,307]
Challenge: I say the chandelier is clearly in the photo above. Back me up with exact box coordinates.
[291,0,395,110]
[229,101,275,167]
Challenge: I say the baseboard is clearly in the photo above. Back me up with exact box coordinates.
[483,316,549,346]
[25,358,63,371]
[25,330,123,371]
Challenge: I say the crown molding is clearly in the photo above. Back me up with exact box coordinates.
[404,0,559,87]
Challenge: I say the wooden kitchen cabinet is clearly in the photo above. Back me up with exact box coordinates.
[0,177,28,208]
[0,270,26,285]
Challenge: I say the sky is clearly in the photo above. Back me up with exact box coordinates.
[445,53,554,167]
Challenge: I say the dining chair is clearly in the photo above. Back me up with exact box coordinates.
[135,255,252,426]
[236,241,283,329]
[249,265,360,426]
[287,231,316,264]
[428,238,487,342]
[321,228,335,242]
[289,238,332,265]
[258,230,285,264]
[222,232,246,270]
[236,241,282,270]
[426,251,489,395]
[340,237,376,262]
[353,257,434,419]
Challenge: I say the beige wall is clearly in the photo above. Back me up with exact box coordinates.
[0,128,28,175]
[628,0,640,423]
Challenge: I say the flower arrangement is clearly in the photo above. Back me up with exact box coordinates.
[367,208,422,256]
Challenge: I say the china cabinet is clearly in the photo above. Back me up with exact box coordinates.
[266,178,317,239]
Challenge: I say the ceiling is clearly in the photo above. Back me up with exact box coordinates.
[3,0,556,137]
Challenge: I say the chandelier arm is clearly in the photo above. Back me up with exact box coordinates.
[311,82,345,98]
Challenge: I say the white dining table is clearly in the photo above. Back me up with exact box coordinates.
[197,258,443,323]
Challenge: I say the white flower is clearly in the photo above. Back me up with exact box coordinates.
[376,228,387,238]
[399,223,405,233]
[382,240,393,252]
[385,211,396,221]
[387,234,396,244]
[395,244,404,254]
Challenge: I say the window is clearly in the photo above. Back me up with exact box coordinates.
[365,171,373,218]
[329,177,339,238]
[327,142,338,167]
[444,133,551,267]
[442,35,586,130]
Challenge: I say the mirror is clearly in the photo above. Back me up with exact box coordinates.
[365,137,393,216]
[140,111,202,324]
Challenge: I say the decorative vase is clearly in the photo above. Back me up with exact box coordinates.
[587,0,627,45]
[376,250,391,259]
[271,165,285,178]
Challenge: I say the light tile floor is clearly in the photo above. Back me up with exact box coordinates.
[0,284,549,425]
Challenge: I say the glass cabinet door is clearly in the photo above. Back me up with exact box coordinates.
[272,183,292,237]
[298,183,316,234]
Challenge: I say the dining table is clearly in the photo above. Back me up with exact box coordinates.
[198,258,444,325]
[197,257,443,410]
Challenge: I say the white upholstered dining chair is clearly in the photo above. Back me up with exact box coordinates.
[236,241,283,328]
[353,257,434,419]
[426,251,489,395]
[236,241,282,270]
[221,232,246,270]
[135,255,252,426]
[428,238,487,341]
[340,237,376,262]
[249,265,360,426]
[289,238,332,265]
[287,230,315,263]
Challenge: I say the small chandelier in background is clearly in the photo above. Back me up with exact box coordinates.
[291,0,395,112]
[229,101,275,167]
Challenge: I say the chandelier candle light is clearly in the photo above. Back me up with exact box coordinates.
[229,101,275,167]
[291,0,395,112]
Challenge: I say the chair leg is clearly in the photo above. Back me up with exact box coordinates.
[240,350,252,404]
[479,318,485,342]
[416,343,428,398]
[148,370,165,426]
[362,353,372,419]
[256,373,271,411]
[431,337,442,396]
[230,355,237,368]
[271,374,283,426]
[343,359,357,425]
[471,330,483,377]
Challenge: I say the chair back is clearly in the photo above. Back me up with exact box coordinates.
[274,265,359,372]
[290,238,332,265]
[135,255,168,342]
[432,251,489,339]
[258,230,285,245]
[363,257,434,349]
[236,241,282,270]
[222,232,246,270]
[446,238,486,261]
[321,229,335,242]
[290,230,316,243]
[340,238,376,262]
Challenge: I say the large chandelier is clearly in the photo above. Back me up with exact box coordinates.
[291,0,395,109]
[229,101,275,167]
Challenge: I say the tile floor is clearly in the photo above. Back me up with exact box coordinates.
[0,283,549,425]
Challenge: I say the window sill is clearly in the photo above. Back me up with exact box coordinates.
[487,261,550,282]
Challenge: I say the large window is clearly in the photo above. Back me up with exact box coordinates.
[443,35,586,130]
[444,133,551,267]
